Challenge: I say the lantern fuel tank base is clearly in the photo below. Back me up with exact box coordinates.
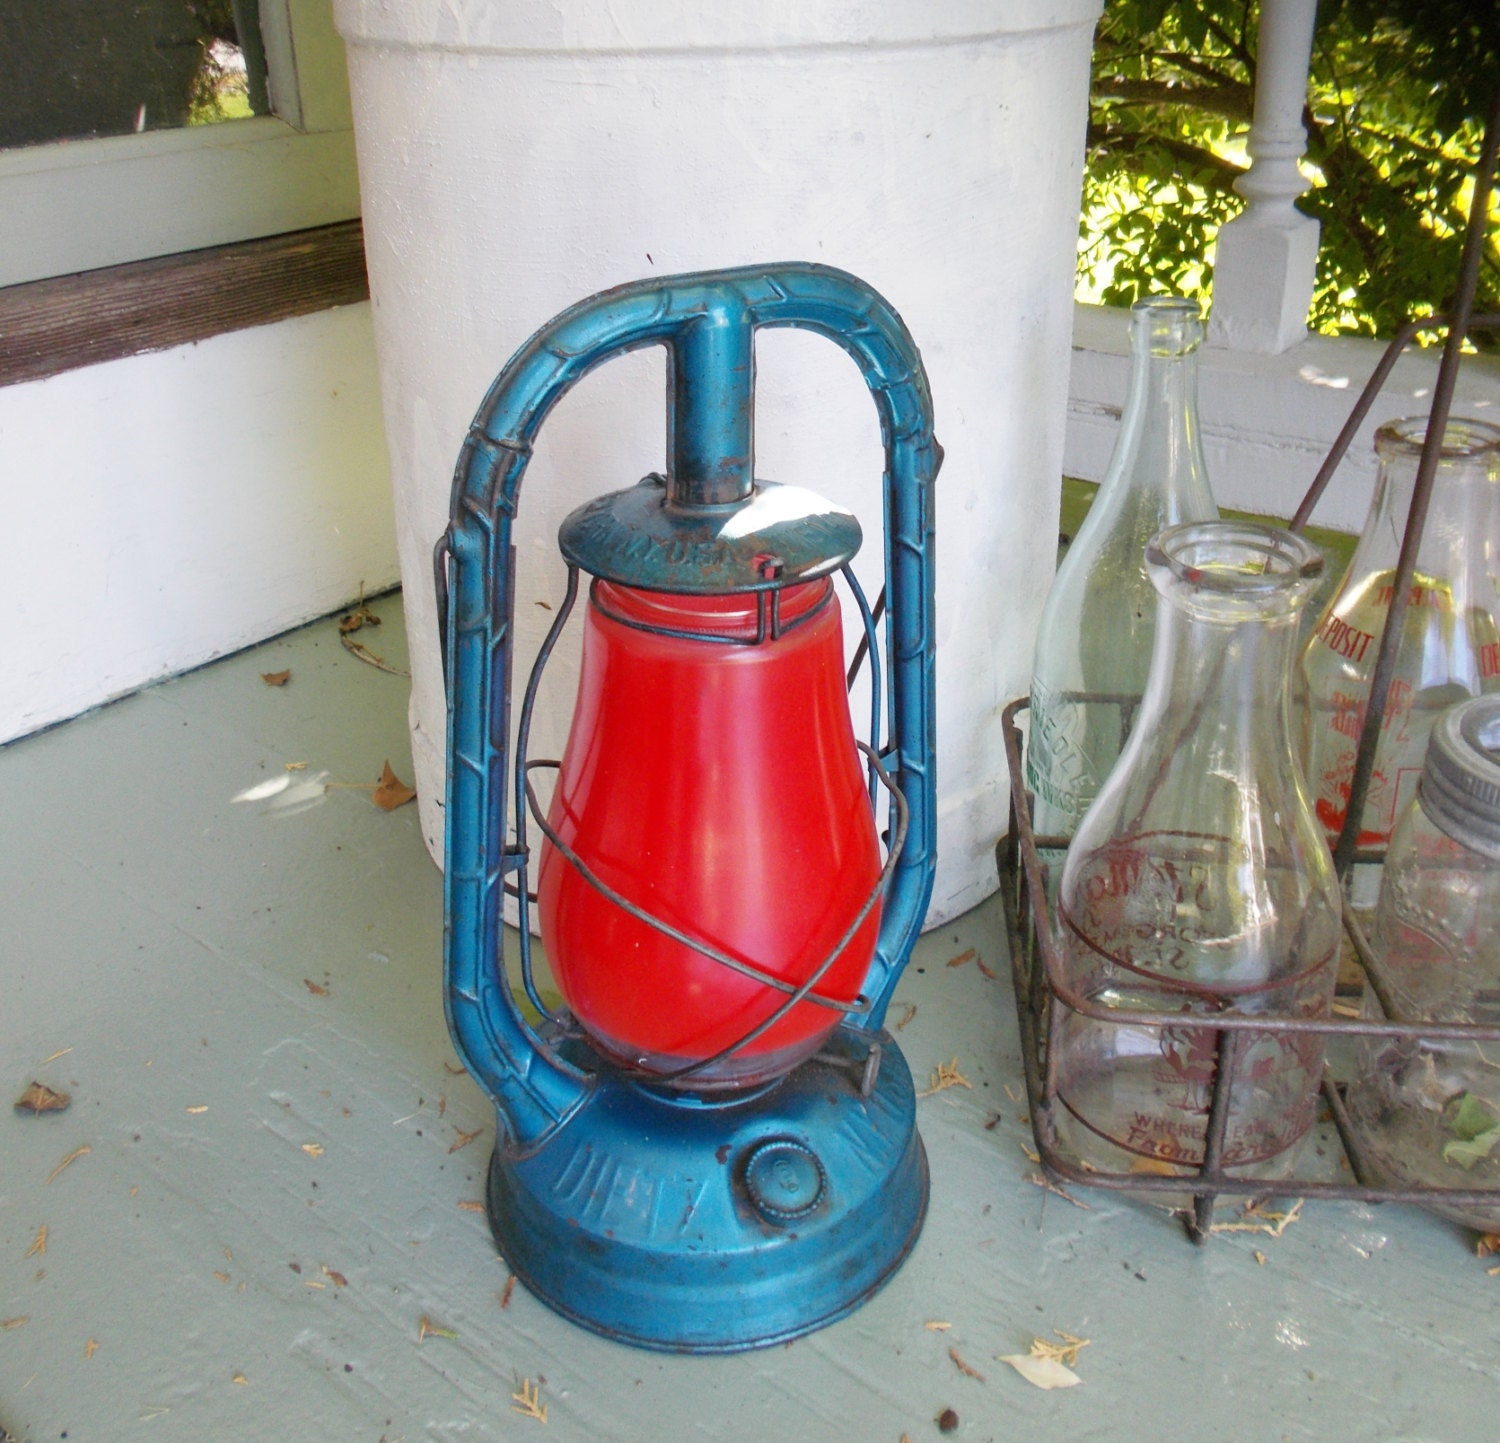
[482,1028,929,1353]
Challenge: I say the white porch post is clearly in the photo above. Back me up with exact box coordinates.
[1207,0,1321,353]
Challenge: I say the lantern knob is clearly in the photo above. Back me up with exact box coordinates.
[742,1138,828,1223]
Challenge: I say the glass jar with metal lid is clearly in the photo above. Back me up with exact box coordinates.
[1344,694,1500,1231]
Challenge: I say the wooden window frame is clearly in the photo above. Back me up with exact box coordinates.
[0,0,358,290]
[0,220,369,387]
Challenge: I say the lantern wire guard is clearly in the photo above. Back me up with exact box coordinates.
[434,264,939,1352]
[1000,93,1500,1241]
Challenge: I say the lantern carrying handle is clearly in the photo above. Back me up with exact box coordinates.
[438,264,938,1150]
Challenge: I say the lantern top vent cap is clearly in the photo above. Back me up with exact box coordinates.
[558,474,863,593]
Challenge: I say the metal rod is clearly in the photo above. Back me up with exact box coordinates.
[432,531,452,691]
[625,742,911,1085]
[1340,905,1403,1023]
[1188,1029,1243,1241]
[841,564,883,808]
[1319,1070,1378,1190]
[845,584,887,691]
[1333,92,1500,875]
[1289,311,1500,534]
[512,565,581,1022]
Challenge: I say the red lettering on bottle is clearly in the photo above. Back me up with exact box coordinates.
[1316,613,1375,662]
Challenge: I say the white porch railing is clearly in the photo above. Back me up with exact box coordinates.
[1206,0,1322,355]
[1067,304,1500,534]
[1071,0,1500,525]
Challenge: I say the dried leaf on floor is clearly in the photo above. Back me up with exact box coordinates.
[1210,1199,1304,1238]
[917,1058,973,1098]
[984,1112,1003,1131]
[458,1200,486,1213]
[322,1267,348,1287]
[924,1320,952,1331]
[214,1271,231,1284]
[339,591,382,635]
[417,1314,458,1343]
[1025,1173,1091,1209]
[511,1377,547,1423]
[84,1339,98,1359]
[341,637,408,676]
[998,1330,1089,1389]
[949,1347,987,1382]
[1018,1142,1041,1164]
[372,761,417,811]
[304,979,330,997]
[946,948,976,969]
[895,1004,917,1032]
[448,1127,483,1154]
[302,1143,324,1158]
[975,956,998,980]
[232,1373,248,1385]
[25,1226,46,1258]
[1041,1331,1090,1367]
[1253,1251,1267,1266]
[500,1275,516,1310]
[45,1144,90,1184]
[14,1082,70,1115]
[187,1106,209,1115]
[1476,1233,1500,1258]
[260,670,291,687]
[998,1352,1082,1390]
[2,1317,29,1330]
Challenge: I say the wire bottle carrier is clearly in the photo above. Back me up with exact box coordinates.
[998,94,1500,1241]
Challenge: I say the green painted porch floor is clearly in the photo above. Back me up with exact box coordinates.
[2,593,1496,1443]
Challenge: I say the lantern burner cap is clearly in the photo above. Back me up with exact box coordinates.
[559,473,863,593]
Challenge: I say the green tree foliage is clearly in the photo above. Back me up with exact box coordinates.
[1079,0,1500,339]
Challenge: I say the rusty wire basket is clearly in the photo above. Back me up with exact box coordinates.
[999,102,1500,1240]
[998,697,1500,1240]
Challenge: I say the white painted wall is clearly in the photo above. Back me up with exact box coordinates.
[0,304,396,743]
[337,0,1103,928]
[1068,303,1500,534]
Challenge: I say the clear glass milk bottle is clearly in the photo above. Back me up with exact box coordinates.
[1301,417,1500,856]
[1053,521,1342,1191]
[1026,297,1217,845]
[1344,694,1500,1231]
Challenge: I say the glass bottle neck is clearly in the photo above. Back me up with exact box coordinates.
[1366,446,1499,576]
[1147,598,1302,748]
[1101,343,1209,505]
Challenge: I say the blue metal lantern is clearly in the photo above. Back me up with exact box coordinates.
[435,263,939,1352]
